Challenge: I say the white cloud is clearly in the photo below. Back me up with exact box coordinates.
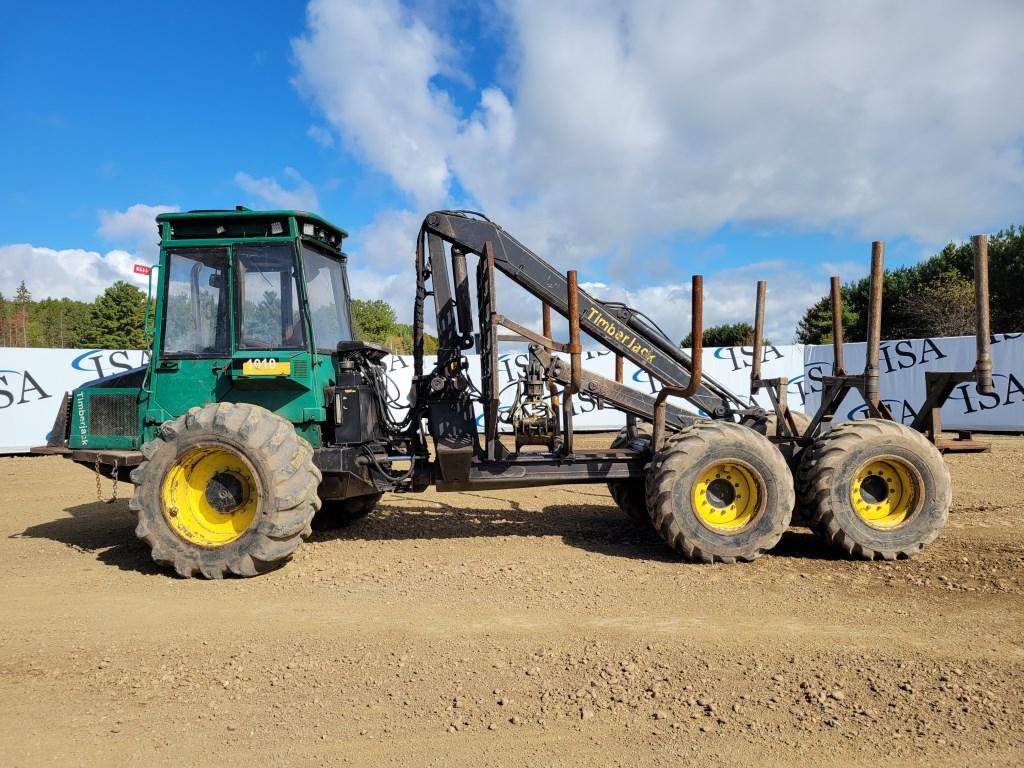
[351,208,422,271]
[234,167,319,211]
[292,0,459,208]
[287,0,1024,338]
[342,209,422,313]
[97,203,179,259]
[293,0,1024,251]
[0,244,148,301]
[583,260,841,346]
[1,203,178,301]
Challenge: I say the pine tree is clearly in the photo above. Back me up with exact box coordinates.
[29,298,93,348]
[13,281,31,347]
[796,226,1023,343]
[84,281,147,349]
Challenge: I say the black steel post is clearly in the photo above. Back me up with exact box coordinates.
[413,234,426,377]
[864,242,884,413]
[751,280,766,392]
[972,235,994,395]
[830,276,846,376]
[654,275,703,450]
[451,245,474,343]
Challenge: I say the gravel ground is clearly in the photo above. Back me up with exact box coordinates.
[1,435,1022,766]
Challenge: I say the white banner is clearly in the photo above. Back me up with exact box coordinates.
[0,345,807,453]
[0,348,151,453]
[803,334,1024,431]
[6,337,1015,454]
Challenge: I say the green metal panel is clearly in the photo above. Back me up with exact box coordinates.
[157,208,348,251]
[69,388,143,450]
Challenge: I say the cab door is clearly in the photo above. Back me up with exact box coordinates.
[148,247,232,422]
[225,242,317,425]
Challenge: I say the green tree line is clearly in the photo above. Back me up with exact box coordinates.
[0,280,147,349]
[0,281,436,355]
[681,322,770,348]
[351,298,438,355]
[797,226,1024,344]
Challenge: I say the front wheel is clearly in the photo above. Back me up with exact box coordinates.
[645,421,794,563]
[129,402,321,578]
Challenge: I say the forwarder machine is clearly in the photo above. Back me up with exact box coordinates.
[36,207,955,578]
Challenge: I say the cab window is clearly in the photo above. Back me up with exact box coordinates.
[235,244,305,350]
[162,248,230,356]
[301,244,353,352]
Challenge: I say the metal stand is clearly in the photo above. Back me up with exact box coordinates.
[750,279,800,440]
[801,242,895,439]
[909,235,993,453]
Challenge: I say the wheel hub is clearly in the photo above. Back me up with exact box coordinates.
[205,471,245,513]
[162,446,260,547]
[692,461,763,533]
[851,458,919,529]
[705,478,737,508]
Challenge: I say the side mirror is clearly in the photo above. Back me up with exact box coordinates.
[209,274,223,288]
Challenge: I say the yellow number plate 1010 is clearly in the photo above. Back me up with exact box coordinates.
[241,359,292,376]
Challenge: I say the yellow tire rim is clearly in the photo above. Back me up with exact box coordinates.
[851,458,919,529]
[692,461,763,532]
[162,446,260,547]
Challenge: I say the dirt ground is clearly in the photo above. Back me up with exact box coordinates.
[1,435,1023,767]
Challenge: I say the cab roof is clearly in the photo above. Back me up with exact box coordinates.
[156,206,348,251]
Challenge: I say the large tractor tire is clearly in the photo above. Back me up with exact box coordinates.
[129,402,321,578]
[607,427,653,526]
[645,420,794,563]
[797,419,950,560]
[311,493,383,531]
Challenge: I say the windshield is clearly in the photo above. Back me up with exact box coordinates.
[235,244,305,350]
[301,244,353,352]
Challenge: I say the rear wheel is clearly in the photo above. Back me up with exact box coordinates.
[645,421,794,563]
[311,493,383,531]
[129,402,321,578]
[797,419,950,560]
[607,427,652,525]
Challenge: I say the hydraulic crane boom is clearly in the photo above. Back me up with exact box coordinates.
[419,210,752,417]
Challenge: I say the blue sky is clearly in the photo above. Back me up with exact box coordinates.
[2,1,1022,342]
[1,1,501,251]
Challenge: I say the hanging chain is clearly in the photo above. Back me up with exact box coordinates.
[93,456,120,504]
[109,458,119,503]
